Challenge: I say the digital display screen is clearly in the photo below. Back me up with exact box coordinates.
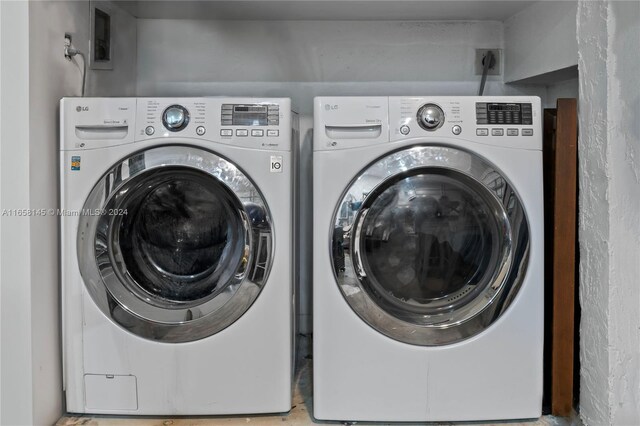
[232,105,268,125]
[233,114,268,126]
[488,104,521,111]
[234,106,267,113]
[221,103,279,126]
[476,102,532,125]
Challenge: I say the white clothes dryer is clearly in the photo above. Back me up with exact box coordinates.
[60,97,296,415]
[313,96,543,422]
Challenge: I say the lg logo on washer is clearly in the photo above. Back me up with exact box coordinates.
[325,104,338,111]
[76,106,89,112]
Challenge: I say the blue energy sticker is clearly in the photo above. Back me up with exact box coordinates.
[71,156,81,171]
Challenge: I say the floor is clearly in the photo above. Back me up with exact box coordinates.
[57,335,581,426]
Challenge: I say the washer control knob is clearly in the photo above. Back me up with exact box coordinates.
[452,125,462,135]
[196,126,206,136]
[162,105,190,131]
[417,104,445,131]
[400,125,410,135]
[145,126,155,136]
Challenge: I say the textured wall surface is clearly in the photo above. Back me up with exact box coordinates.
[577,1,640,425]
[607,1,640,424]
[576,3,610,423]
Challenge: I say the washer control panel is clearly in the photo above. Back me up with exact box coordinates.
[135,98,292,150]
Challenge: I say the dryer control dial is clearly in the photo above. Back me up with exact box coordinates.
[162,105,190,132]
[417,104,445,131]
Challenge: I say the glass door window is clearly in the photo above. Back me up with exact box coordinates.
[333,146,530,345]
[78,145,272,343]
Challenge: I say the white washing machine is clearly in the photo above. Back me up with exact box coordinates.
[61,97,296,415]
[313,96,543,422]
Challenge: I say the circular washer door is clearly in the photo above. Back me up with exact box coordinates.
[77,145,273,343]
[332,145,530,346]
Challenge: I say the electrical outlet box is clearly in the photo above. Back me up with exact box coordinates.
[475,49,501,76]
[90,6,113,70]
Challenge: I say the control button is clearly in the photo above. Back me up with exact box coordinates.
[236,129,249,137]
[196,126,206,136]
[492,128,504,136]
[251,129,264,137]
[522,129,534,136]
[145,126,155,136]
[507,128,519,136]
[220,129,233,137]
[476,128,489,136]
[267,129,279,137]
[417,104,445,131]
[400,125,410,135]
[162,105,189,132]
[452,125,462,135]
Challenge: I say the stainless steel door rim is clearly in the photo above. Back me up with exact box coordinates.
[77,144,273,343]
[332,145,530,346]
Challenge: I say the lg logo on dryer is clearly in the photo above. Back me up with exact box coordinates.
[76,106,89,112]
[325,104,339,111]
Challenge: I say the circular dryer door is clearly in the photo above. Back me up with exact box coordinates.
[332,145,530,346]
[77,145,273,343]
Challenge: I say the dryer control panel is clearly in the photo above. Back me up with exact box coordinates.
[388,96,541,151]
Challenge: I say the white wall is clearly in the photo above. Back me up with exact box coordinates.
[135,18,546,332]
[577,1,640,425]
[504,1,578,83]
[1,1,136,424]
[134,19,550,114]
[546,78,579,108]
[1,2,34,424]
[503,1,579,109]
[137,20,505,84]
